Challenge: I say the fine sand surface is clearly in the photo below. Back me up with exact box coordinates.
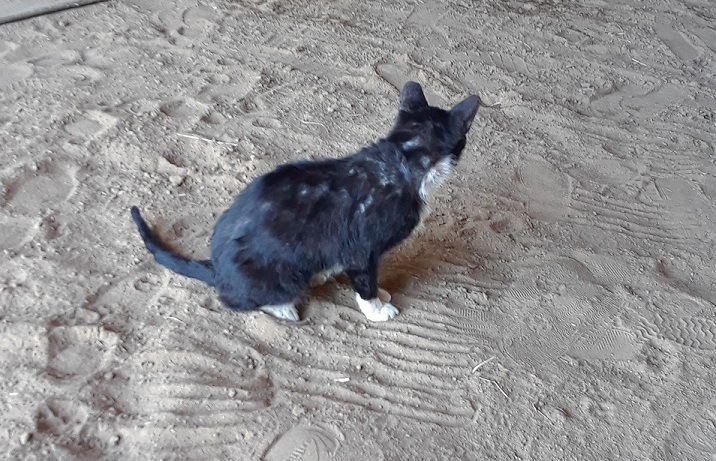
[2,0,715,459]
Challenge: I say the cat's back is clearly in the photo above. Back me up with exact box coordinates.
[211,145,418,253]
[210,156,351,245]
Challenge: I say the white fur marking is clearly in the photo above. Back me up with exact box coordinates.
[358,195,373,213]
[260,303,299,321]
[355,293,399,322]
[419,157,453,201]
[417,157,453,227]
[402,137,422,150]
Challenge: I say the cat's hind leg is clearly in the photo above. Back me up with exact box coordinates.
[259,302,300,321]
[309,265,344,287]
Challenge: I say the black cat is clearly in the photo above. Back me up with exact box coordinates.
[131,82,480,321]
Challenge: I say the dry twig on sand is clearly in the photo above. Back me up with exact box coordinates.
[177,133,240,147]
[479,376,510,400]
[301,120,328,131]
[471,356,496,373]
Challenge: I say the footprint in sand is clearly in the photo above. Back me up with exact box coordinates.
[0,259,43,314]
[264,426,342,461]
[100,344,274,419]
[656,176,716,229]
[0,213,38,250]
[500,262,628,369]
[35,398,90,438]
[3,163,76,215]
[695,27,716,54]
[159,98,209,123]
[31,398,111,459]
[47,325,120,379]
[24,44,105,84]
[182,4,222,29]
[622,82,691,119]
[515,159,572,223]
[664,405,716,460]
[0,62,33,90]
[81,270,169,334]
[568,327,640,360]
[64,110,118,140]
[589,81,691,121]
[640,313,716,351]
[90,324,275,457]
[477,50,542,80]
[654,22,701,63]
[0,39,18,57]
[374,62,409,92]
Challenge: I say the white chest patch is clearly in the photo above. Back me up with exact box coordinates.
[418,157,453,226]
[419,157,453,201]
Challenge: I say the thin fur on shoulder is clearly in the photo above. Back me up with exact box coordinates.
[131,82,480,321]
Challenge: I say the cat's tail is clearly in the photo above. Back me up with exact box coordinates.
[130,206,216,286]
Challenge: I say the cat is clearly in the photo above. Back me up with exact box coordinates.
[131,81,480,321]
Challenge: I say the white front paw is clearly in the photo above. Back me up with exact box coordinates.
[373,303,399,321]
[355,294,399,322]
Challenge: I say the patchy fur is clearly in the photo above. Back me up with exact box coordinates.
[131,82,480,321]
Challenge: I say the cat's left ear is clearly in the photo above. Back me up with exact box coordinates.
[450,95,481,135]
[400,81,429,113]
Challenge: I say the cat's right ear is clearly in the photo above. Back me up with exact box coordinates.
[450,95,481,136]
[399,81,428,113]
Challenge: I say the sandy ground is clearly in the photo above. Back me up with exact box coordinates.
[1,0,715,459]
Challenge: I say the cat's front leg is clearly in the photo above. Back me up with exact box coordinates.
[346,264,399,322]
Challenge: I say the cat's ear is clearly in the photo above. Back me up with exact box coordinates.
[450,95,480,135]
[399,81,428,112]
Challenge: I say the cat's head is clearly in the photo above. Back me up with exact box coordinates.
[388,81,480,168]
